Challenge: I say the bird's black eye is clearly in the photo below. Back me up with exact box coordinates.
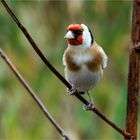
[73,29,83,35]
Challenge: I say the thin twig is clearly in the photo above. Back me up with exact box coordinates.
[0,48,70,140]
[0,0,132,138]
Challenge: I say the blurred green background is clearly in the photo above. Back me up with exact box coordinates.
[0,0,139,140]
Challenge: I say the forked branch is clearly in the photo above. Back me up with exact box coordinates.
[0,48,70,140]
[0,0,132,139]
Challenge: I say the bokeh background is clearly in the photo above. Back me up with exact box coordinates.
[0,0,139,139]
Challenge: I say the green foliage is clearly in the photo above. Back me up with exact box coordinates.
[0,1,138,139]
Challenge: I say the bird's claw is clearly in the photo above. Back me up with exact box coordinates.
[67,84,78,95]
[83,99,94,111]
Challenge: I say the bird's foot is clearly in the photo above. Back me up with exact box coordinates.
[67,84,78,95]
[83,99,94,111]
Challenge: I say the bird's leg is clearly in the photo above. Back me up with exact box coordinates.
[83,92,94,111]
[67,84,78,95]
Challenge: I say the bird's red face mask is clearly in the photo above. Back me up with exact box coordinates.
[64,24,84,46]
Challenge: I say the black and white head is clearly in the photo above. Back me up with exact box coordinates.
[64,23,94,48]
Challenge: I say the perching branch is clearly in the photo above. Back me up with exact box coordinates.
[1,0,132,139]
[0,48,70,140]
[126,0,140,139]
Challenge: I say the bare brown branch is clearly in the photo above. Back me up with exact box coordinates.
[126,0,140,139]
[0,0,132,139]
[0,48,70,140]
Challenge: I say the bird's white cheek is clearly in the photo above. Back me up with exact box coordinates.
[82,30,92,47]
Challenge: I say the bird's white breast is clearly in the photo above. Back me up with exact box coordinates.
[65,64,102,92]
[63,46,104,92]
[73,53,93,65]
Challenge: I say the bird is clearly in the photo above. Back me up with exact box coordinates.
[63,23,108,110]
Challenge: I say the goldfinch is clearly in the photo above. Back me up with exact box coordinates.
[63,23,108,110]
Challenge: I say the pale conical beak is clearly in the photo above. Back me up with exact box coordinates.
[64,31,75,39]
